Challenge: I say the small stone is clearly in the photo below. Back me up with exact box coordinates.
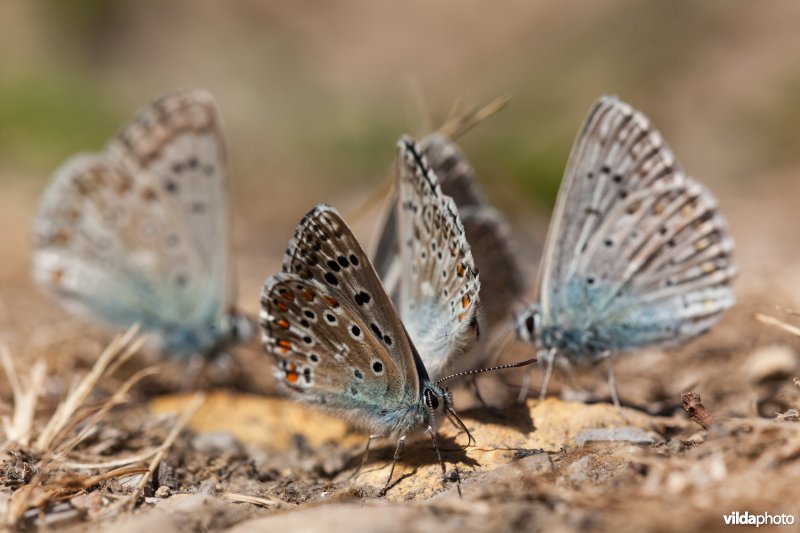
[70,492,107,514]
[575,426,655,446]
[775,408,800,422]
[154,485,171,498]
[746,344,798,383]
[192,431,243,455]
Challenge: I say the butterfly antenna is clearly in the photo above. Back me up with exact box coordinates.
[436,358,536,386]
[425,423,462,498]
[483,325,522,367]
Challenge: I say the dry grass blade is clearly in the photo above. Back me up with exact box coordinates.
[755,313,800,338]
[3,327,150,528]
[1,343,46,448]
[51,465,149,490]
[126,392,206,510]
[57,366,160,458]
[35,325,143,452]
[223,492,281,508]
[438,94,511,140]
[353,93,511,237]
[62,448,164,471]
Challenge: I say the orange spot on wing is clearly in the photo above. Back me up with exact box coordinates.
[462,295,470,309]
[285,371,299,383]
[302,288,315,301]
[277,319,289,329]
[456,264,465,277]
[458,312,466,322]
[323,295,339,308]
[282,292,295,302]
[277,302,288,312]
[277,339,292,353]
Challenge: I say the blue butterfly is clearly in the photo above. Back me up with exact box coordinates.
[260,137,531,493]
[33,89,252,357]
[516,96,736,406]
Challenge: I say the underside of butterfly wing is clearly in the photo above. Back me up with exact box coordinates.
[535,97,736,360]
[32,89,236,355]
[263,204,427,437]
[374,134,524,333]
[396,137,481,379]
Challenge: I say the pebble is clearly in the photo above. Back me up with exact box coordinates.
[192,431,243,455]
[745,344,798,383]
[575,426,656,446]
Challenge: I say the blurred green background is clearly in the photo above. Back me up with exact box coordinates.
[1,0,799,307]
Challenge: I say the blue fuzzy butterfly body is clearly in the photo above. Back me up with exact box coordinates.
[536,278,689,360]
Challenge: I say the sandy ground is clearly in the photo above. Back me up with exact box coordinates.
[1,156,800,532]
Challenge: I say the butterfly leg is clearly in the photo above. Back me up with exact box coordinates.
[350,434,385,480]
[470,374,488,408]
[539,347,557,401]
[181,352,207,391]
[426,425,462,497]
[606,352,621,409]
[381,435,406,495]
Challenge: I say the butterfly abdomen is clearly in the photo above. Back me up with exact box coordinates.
[545,275,730,359]
[161,326,220,357]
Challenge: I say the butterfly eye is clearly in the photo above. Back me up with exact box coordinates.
[424,389,439,410]
[525,314,536,337]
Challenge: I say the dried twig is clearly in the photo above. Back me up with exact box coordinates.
[681,392,715,430]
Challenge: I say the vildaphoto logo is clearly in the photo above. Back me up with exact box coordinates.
[723,511,795,527]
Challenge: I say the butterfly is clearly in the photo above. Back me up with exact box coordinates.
[33,88,252,357]
[260,137,531,492]
[515,96,737,406]
[372,133,526,379]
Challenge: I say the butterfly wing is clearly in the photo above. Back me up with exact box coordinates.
[421,134,526,329]
[534,96,736,353]
[458,206,525,330]
[373,133,488,292]
[33,89,233,354]
[260,205,423,434]
[395,136,481,379]
[418,134,487,209]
